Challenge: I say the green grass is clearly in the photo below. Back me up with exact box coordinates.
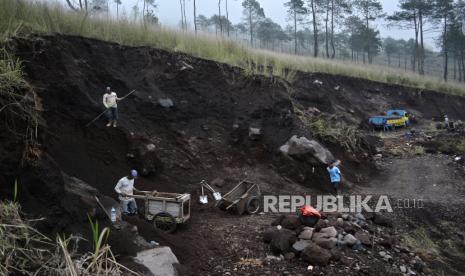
[1,0,465,95]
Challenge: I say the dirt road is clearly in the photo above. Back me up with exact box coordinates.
[364,154,465,204]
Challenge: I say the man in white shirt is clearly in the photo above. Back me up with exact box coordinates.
[102,87,121,127]
[114,170,139,215]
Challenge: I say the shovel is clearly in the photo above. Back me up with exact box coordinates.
[199,185,208,204]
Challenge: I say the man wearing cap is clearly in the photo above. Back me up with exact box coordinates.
[102,86,121,127]
[114,170,139,215]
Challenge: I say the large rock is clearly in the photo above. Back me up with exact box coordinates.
[279,135,334,164]
[298,228,314,240]
[134,247,179,276]
[343,234,358,246]
[319,226,338,238]
[263,227,280,243]
[314,237,337,250]
[136,143,163,176]
[270,229,297,254]
[301,243,332,266]
[292,240,312,252]
[280,215,302,230]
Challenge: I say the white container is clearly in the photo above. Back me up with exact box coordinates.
[110,207,117,223]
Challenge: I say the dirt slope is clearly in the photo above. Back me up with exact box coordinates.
[3,34,465,274]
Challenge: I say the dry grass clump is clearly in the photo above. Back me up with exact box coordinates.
[1,0,465,95]
[0,200,137,275]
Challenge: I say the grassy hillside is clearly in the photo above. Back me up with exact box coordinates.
[1,0,465,95]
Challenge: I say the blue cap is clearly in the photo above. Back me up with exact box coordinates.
[131,169,138,178]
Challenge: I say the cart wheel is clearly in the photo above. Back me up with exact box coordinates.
[245,196,260,214]
[153,212,176,233]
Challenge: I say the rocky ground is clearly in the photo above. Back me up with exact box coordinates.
[2,34,465,275]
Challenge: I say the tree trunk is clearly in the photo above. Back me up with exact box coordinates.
[249,6,253,46]
[194,0,197,34]
[183,0,187,30]
[226,0,230,37]
[443,14,448,82]
[116,3,119,19]
[78,0,82,9]
[143,0,146,22]
[330,0,335,59]
[413,10,419,73]
[294,10,298,55]
[311,0,318,57]
[462,50,465,82]
[419,10,425,75]
[84,0,88,11]
[179,0,183,29]
[325,0,329,58]
[453,54,457,80]
[65,0,78,11]
[218,0,223,35]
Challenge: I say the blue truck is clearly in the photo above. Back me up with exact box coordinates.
[369,110,410,130]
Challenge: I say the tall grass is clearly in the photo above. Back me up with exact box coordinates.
[1,0,465,95]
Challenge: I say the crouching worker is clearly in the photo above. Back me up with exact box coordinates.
[114,170,139,215]
[299,205,321,227]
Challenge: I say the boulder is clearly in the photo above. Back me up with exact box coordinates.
[314,237,337,250]
[263,227,280,243]
[292,240,312,252]
[298,228,314,240]
[270,229,297,254]
[279,135,334,164]
[136,143,162,176]
[301,243,332,266]
[319,226,338,238]
[134,247,179,276]
[343,234,358,246]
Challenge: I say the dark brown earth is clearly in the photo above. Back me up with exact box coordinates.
[2,34,465,275]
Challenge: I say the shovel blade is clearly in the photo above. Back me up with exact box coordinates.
[213,192,222,201]
[199,195,208,204]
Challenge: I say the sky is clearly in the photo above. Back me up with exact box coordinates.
[52,0,438,47]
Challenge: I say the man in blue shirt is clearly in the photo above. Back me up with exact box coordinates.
[327,160,342,194]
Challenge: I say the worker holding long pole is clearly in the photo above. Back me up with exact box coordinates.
[102,87,121,127]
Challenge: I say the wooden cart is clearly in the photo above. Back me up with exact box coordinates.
[218,180,261,215]
[131,191,191,233]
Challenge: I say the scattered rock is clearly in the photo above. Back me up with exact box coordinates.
[400,265,407,273]
[355,231,371,246]
[284,252,295,260]
[319,226,338,238]
[248,127,261,140]
[343,234,357,246]
[158,98,174,108]
[263,227,280,243]
[301,243,332,266]
[298,228,314,240]
[134,247,179,276]
[280,215,302,230]
[313,79,323,86]
[270,229,297,254]
[292,240,312,252]
[315,237,337,250]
